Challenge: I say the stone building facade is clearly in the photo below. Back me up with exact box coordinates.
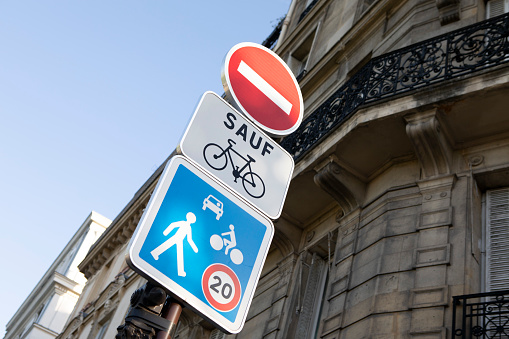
[58,0,509,338]
[5,212,110,339]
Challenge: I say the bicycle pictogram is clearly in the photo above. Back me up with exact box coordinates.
[210,225,244,265]
[203,139,266,198]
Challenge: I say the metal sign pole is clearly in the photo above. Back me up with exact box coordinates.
[156,301,182,339]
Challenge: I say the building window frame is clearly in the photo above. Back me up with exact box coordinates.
[288,26,320,81]
[93,319,111,339]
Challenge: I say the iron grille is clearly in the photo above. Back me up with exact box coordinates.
[452,290,509,338]
[281,12,509,161]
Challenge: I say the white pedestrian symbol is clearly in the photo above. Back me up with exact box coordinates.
[151,212,199,277]
[210,225,244,265]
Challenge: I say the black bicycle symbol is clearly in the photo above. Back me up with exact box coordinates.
[203,139,266,198]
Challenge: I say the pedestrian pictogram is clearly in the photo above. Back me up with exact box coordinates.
[179,91,294,219]
[127,156,274,334]
[222,42,304,136]
[150,212,199,277]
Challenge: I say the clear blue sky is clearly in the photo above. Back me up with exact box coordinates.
[0,1,290,335]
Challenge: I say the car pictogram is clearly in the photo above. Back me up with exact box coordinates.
[203,195,224,220]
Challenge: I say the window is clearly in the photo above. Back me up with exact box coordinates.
[486,0,509,18]
[285,249,330,339]
[94,320,110,339]
[299,0,319,22]
[34,302,46,323]
[484,188,509,292]
[358,0,377,15]
[289,30,316,80]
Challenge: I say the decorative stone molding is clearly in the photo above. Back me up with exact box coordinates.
[69,315,82,334]
[405,112,453,179]
[261,254,297,338]
[334,216,360,264]
[410,327,447,338]
[329,275,349,299]
[272,230,295,258]
[436,0,460,25]
[418,207,453,230]
[314,157,366,215]
[410,174,454,335]
[410,286,449,308]
[321,312,342,337]
[81,199,149,279]
[277,255,296,290]
[414,244,451,267]
[468,154,484,167]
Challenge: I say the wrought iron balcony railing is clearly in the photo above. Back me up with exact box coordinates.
[452,290,509,339]
[281,12,509,161]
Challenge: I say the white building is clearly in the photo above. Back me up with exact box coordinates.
[4,212,111,339]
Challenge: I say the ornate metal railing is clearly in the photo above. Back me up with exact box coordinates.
[452,290,509,338]
[281,12,509,161]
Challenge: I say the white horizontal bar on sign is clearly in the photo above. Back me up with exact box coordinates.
[237,60,292,115]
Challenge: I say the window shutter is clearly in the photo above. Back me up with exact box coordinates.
[295,253,326,339]
[486,188,509,292]
[487,0,509,18]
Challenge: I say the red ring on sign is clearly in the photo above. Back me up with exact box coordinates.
[202,263,241,312]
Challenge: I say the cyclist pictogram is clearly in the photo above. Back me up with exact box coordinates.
[203,139,265,198]
[210,225,244,265]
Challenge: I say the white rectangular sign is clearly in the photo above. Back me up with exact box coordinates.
[179,91,294,219]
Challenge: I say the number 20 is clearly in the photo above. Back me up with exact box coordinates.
[210,275,233,299]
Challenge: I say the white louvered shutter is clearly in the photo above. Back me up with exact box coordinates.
[486,188,509,292]
[486,0,509,18]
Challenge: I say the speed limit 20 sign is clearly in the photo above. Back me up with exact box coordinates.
[202,264,242,312]
[127,156,274,334]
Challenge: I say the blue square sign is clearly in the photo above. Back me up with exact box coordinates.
[127,156,274,334]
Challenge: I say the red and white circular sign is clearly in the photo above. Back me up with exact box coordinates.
[202,264,242,312]
[222,42,304,137]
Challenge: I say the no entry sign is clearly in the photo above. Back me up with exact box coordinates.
[221,42,304,137]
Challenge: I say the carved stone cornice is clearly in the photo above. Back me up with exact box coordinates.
[57,269,137,339]
[313,157,366,215]
[436,0,460,25]
[272,230,296,258]
[80,153,176,279]
[405,111,453,179]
